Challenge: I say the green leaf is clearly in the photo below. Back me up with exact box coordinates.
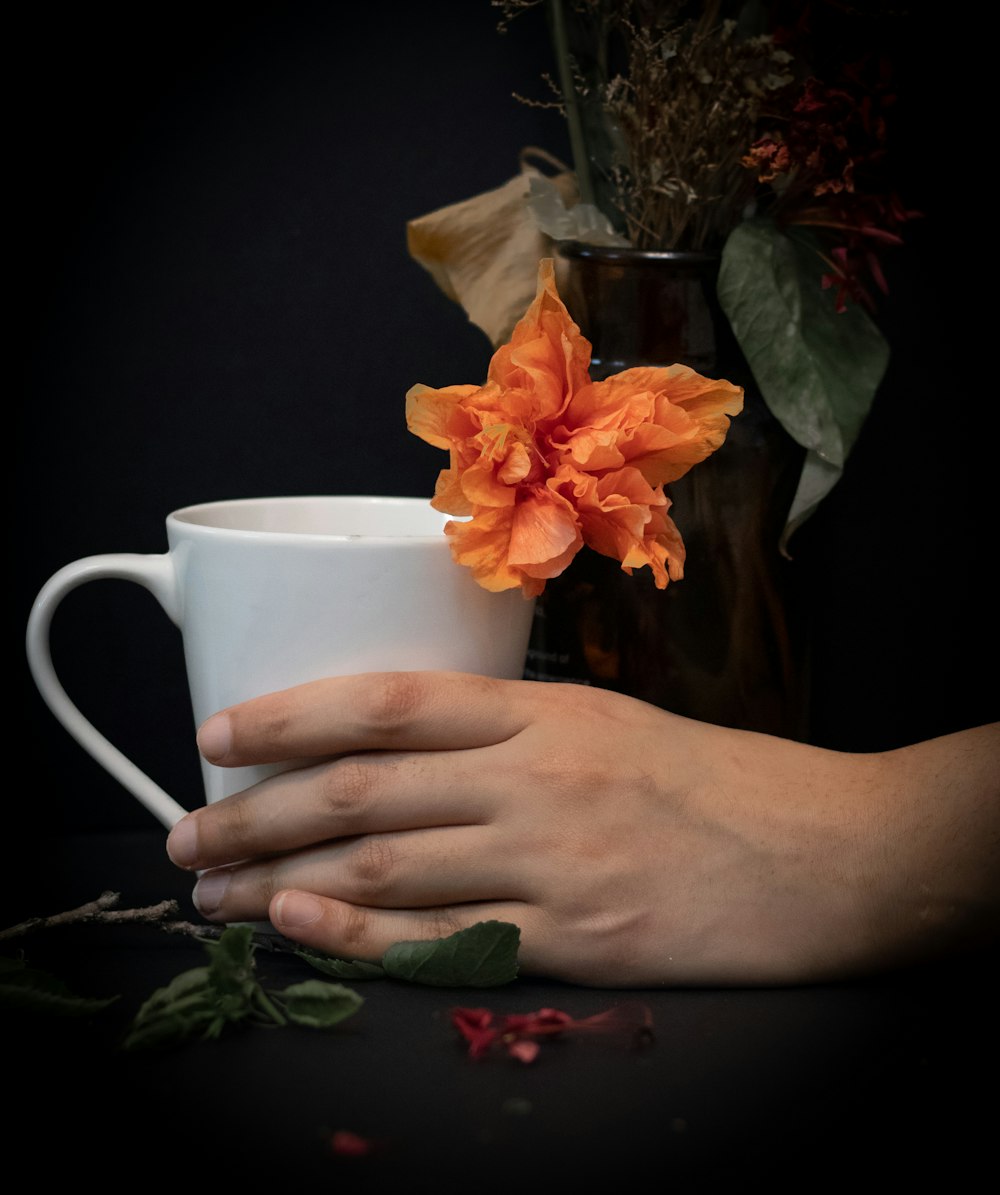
[294,950,386,981]
[251,984,288,1026]
[270,980,363,1029]
[204,924,257,996]
[122,966,222,1050]
[123,926,262,1051]
[382,921,520,988]
[131,965,213,1018]
[0,956,119,1017]
[718,219,890,536]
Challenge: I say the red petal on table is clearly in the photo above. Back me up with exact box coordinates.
[451,1006,500,1059]
[330,1130,375,1157]
[506,1039,541,1064]
[568,1001,656,1045]
[500,1008,574,1037]
[453,1003,654,1060]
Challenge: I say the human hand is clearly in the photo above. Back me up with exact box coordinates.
[165,672,999,986]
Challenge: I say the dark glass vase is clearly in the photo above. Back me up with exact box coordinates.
[523,241,809,739]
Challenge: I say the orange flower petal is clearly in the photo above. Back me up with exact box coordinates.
[551,424,627,473]
[406,383,482,450]
[445,508,527,593]
[562,375,655,433]
[431,461,472,515]
[488,259,591,422]
[576,366,743,486]
[460,461,517,508]
[508,489,583,577]
[498,441,533,485]
[573,468,685,589]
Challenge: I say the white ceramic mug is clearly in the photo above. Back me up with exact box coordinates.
[27,495,535,829]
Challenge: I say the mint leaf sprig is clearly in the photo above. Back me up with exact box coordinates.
[123,925,363,1051]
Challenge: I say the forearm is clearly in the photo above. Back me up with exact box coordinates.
[862,722,1000,965]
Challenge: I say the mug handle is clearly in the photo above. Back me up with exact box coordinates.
[26,553,188,829]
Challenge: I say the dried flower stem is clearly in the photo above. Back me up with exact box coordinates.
[0,892,309,959]
[550,0,596,206]
[159,919,304,955]
[0,891,179,941]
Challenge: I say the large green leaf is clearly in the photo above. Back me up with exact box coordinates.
[382,921,520,988]
[718,219,890,539]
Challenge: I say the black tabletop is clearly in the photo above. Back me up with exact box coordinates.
[3,828,996,1192]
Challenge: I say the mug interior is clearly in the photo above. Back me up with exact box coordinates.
[170,495,451,538]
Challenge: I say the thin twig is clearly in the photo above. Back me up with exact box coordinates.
[159,920,304,956]
[1,892,307,961]
[0,890,121,940]
[96,900,180,925]
[0,892,182,942]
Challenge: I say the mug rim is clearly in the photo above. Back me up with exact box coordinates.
[168,494,454,542]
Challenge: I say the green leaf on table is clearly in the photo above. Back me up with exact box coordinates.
[122,966,229,1051]
[203,922,255,973]
[718,219,890,542]
[124,926,261,1051]
[294,950,386,981]
[382,920,520,988]
[123,925,364,1049]
[0,955,119,1017]
[270,979,364,1029]
[204,923,258,1005]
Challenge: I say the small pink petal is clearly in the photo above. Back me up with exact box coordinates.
[507,1039,541,1064]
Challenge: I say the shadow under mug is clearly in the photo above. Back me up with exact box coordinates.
[27,495,536,829]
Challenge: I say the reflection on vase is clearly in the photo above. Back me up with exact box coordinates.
[524,241,808,739]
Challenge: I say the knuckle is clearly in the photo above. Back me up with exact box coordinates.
[345,836,398,900]
[527,747,598,803]
[324,756,382,817]
[583,910,649,974]
[427,908,463,940]
[204,790,260,856]
[253,862,286,907]
[361,672,425,736]
[337,903,376,954]
[234,693,293,752]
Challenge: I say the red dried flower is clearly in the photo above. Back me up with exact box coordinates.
[451,1003,654,1063]
[742,136,791,184]
[743,56,917,312]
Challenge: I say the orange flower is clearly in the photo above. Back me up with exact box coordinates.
[406,259,743,597]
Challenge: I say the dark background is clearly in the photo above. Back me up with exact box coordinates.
[17,1,997,854]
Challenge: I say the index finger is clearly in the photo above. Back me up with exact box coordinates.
[196,670,535,766]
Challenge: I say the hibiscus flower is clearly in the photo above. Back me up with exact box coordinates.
[406,258,743,597]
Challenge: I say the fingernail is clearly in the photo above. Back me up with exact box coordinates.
[193,869,232,917]
[274,891,324,928]
[198,713,232,762]
[166,814,199,869]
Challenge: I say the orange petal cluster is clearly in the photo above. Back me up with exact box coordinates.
[406,259,744,597]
